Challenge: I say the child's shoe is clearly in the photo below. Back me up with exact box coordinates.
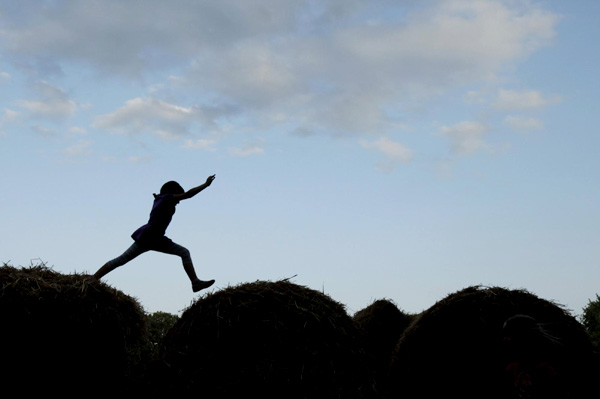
[192,279,215,292]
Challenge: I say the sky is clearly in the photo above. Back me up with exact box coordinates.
[1,0,599,317]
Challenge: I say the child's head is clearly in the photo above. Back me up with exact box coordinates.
[160,181,185,195]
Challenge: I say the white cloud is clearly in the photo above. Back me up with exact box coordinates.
[189,40,300,109]
[463,90,489,105]
[0,1,560,139]
[69,126,87,135]
[503,115,543,132]
[360,137,413,164]
[94,97,234,139]
[15,81,76,120]
[495,89,561,111]
[31,124,60,137]
[228,140,265,157]
[440,121,488,155]
[0,0,321,75]
[129,155,153,163]
[93,97,197,138]
[0,109,16,136]
[183,138,217,151]
[184,0,559,136]
[63,140,93,156]
[1,108,19,130]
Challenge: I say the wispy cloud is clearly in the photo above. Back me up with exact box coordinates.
[93,97,234,139]
[93,97,197,138]
[495,89,561,111]
[129,155,153,163]
[63,140,93,156]
[228,139,265,157]
[503,115,544,132]
[183,138,218,151]
[0,108,19,135]
[15,81,76,120]
[360,137,413,163]
[31,124,60,138]
[1,1,560,140]
[0,0,563,167]
[440,121,489,155]
[69,126,88,135]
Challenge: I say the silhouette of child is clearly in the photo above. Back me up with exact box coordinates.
[94,175,216,293]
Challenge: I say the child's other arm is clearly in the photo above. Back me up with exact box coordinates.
[173,175,216,201]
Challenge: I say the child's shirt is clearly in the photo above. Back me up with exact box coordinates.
[131,194,178,245]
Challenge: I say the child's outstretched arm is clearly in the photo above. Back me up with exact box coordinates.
[173,175,215,201]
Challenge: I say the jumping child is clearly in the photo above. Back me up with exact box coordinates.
[94,175,216,292]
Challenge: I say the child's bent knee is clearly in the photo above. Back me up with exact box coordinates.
[181,248,192,264]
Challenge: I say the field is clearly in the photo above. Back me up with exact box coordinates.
[1,263,598,398]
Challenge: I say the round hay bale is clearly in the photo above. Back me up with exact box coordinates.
[353,299,415,396]
[387,286,598,399]
[0,263,148,395]
[353,299,414,377]
[153,280,374,398]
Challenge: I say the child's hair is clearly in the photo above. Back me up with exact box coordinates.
[160,181,185,195]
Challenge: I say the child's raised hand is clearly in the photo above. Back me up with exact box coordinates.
[206,174,216,185]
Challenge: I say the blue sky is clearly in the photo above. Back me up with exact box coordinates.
[1,0,599,316]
